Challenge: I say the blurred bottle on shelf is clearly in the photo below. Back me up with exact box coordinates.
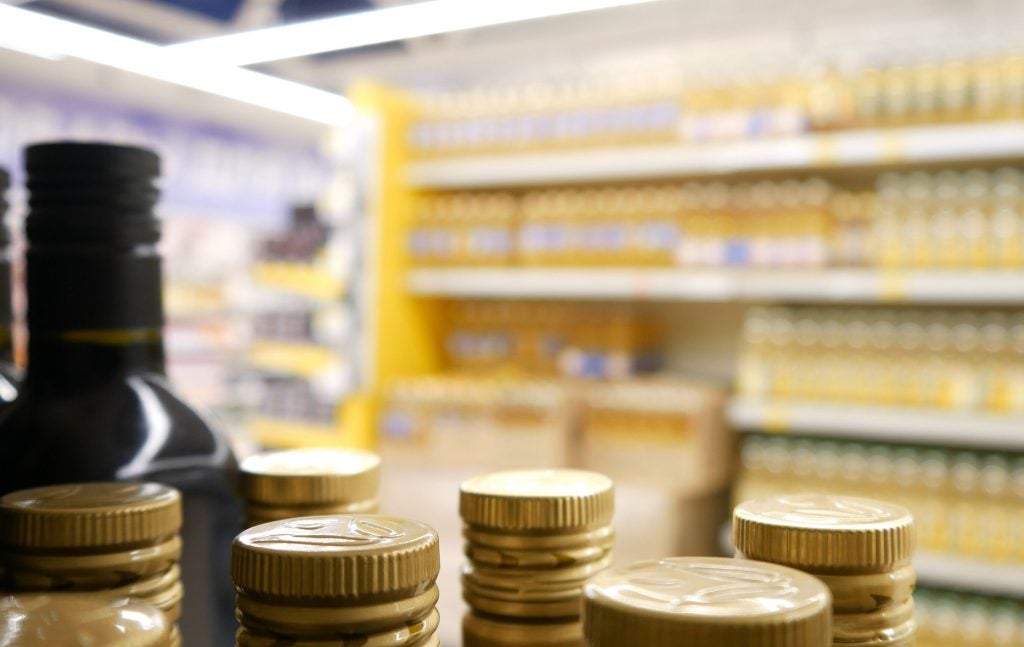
[737,306,1024,413]
[735,434,1024,566]
[408,50,1024,158]
[915,587,1024,647]
[442,301,661,379]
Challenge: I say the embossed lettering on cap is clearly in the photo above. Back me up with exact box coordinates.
[249,516,404,549]
[4,483,176,510]
[582,557,832,647]
[738,494,909,529]
[591,558,826,618]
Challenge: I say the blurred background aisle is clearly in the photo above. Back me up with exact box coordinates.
[2,0,1024,644]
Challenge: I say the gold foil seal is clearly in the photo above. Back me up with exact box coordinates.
[232,515,439,600]
[582,557,832,647]
[0,483,181,549]
[460,470,614,532]
[733,494,915,573]
[0,593,170,646]
[463,612,583,647]
[240,448,380,507]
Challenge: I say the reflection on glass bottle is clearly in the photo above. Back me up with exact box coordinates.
[0,143,241,647]
[0,167,19,405]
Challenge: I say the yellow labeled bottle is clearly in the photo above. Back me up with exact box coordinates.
[460,469,615,647]
[232,514,440,646]
[733,493,916,646]
[0,593,170,646]
[239,447,380,526]
[0,483,184,646]
[582,556,832,646]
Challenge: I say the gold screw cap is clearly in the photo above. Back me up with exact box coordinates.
[0,483,181,549]
[232,515,439,600]
[582,557,832,647]
[0,593,170,646]
[240,448,380,507]
[733,494,915,573]
[460,470,613,532]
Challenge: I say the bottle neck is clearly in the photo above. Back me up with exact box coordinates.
[26,329,165,386]
[25,240,166,385]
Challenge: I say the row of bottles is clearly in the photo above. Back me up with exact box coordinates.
[443,301,661,378]
[737,306,1024,412]
[409,51,1024,157]
[874,168,1024,268]
[411,167,1024,269]
[736,434,1024,564]
[916,588,1024,647]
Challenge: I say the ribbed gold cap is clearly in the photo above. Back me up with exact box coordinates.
[232,515,439,600]
[733,494,915,573]
[460,470,613,532]
[240,448,380,507]
[582,557,832,647]
[0,483,181,549]
[463,611,583,647]
[0,593,170,646]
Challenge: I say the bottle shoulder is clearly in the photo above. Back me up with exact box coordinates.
[0,372,237,490]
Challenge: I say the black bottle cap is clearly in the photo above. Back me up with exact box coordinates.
[24,143,164,332]
[25,142,161,246]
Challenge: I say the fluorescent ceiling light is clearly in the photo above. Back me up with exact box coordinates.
[169,0,664,66]
[0,4,354,126]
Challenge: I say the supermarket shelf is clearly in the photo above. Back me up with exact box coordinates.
[252,261,346,301]
[915,553,1024,598]
[718,524,1024,597]
[247,340,340,378]
[407,121,1024,188]
[727,397,1024,450]
[408,268,1024,304]
[248,416,343,449]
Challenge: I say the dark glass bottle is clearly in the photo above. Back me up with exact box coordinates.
[0,167,19,404]
[0,143,241,647]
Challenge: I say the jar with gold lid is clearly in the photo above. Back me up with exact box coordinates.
[0,483,183,646]
[232,514,440,646]
[460,469,615,647]
[239,448,380,526]
[733,493,916,646]
[582,556,832,646]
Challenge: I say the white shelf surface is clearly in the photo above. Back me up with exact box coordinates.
[727,397,1024,451]
[915,553,1024,598]
[408,268,1024,304]
[407,121,1024,188]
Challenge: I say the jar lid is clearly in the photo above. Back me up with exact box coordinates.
[0,483,181,549]
[733,494,915,573]
[582,557,832,647]
[460,470,614,532]
[232,515,439,600]
[0,593,169,646]
[240,448,380,507]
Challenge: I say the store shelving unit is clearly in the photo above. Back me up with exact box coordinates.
[408,121,1024,188]
[408,267,1024,304]
[916,554,1024,599]
[727,397,1024,451]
